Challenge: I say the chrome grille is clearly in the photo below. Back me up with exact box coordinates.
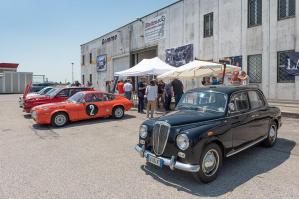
[152,121,170,155]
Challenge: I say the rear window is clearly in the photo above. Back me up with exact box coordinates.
[248,90,265,109]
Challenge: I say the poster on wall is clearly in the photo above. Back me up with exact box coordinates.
[144,14,166,43]
[282,52,299,76]
[96,55,107,72]
[223,56,242,68]
[165,44,194,67]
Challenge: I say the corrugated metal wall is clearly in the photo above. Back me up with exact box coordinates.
[0,72,33,93]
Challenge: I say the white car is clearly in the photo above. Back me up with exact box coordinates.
[19,86,54,108]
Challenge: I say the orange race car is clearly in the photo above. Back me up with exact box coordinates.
[31,90,133,127]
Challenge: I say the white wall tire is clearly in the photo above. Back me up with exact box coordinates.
[263,121,277,147]
[193,143,223,183]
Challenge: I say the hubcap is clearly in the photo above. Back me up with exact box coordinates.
[55,114,66,126]
[269,125,277,143]
[115,108,123,118]
[202,149,219,176]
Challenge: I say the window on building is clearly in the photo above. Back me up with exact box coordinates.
[89,53,92,64]
[82,55,85,65]
[248,54,262,83]
[89,74,92,84]
[203,13,213,38]
[248,0,262,27]
[277,51,295,83]
[82,74,85,85]
[278,0,295,20]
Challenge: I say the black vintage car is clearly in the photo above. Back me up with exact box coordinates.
[135,86,282,183]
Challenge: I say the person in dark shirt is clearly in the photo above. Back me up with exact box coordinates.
[137,77,146,113]
[163,82,173,111]
[157,80,165,108]
[171,78,184,107]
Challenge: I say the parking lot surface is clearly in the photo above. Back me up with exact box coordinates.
[1,94,299,199]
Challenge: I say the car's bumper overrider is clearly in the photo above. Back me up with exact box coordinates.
[135,145,200,173]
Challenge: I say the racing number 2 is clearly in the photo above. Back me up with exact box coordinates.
[86,104,99,116]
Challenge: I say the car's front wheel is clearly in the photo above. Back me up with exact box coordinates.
[193,143,223,183]
[51,112,69,127]
[262,121,277,147]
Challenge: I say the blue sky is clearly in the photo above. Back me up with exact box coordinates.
[0,0,177,83]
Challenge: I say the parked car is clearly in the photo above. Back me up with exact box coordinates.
[31,91,133,127]
[135,86,282,183]
[23,87,93,113]
[19,86,54,108]
[29,82,56,92]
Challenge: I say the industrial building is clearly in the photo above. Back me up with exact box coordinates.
[81,0,299,101]
[0,63,33,93]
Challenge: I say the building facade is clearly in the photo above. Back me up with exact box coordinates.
[81,0,299,101]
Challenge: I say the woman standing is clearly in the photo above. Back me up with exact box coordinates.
[145,80,158,118]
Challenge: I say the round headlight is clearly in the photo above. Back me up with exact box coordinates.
[176,134,189,150]
[139,125,148,139]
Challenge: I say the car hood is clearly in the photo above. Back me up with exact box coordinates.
[156,110,224,126]
[26,95,49,100]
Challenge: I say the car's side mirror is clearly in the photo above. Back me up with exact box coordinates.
[228,102,235,113]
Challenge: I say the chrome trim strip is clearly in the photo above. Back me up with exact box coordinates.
[135,145,200,173]
[226,135,267,157]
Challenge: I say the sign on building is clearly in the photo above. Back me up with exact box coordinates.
[222,56,242,68]
[165,44,194,67]
[284,52,299,76]
[144,14,166,43]
[96,55,107,72]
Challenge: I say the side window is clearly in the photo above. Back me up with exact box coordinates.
[69,88,81,96]
[84,93,102,102]
[57,89,69,97]
[248,90,265,109]
[230,92,249,113]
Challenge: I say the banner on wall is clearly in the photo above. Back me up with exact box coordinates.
[223,56,242,68]
[96,55,107,72]
[165,44,194,67]
[144,14,166,43]
[282,52,299,76]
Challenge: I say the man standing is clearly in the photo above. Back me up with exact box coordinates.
[124,79,133,100]
[157,80,165,108]
[171,78,184,107]
[164,82,173,111]
[137,77,146,113]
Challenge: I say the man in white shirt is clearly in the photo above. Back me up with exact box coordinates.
[124,79,133,100]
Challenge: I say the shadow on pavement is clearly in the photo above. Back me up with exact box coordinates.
[31,114,136,130]
[141,138,296,197]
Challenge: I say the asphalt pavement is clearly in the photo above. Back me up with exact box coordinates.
[0,94,299,199]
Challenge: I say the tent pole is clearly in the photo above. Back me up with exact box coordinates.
[222,63,226,85]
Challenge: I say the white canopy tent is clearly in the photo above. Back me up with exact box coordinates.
[157,60,240,80]
[114,57,175,77]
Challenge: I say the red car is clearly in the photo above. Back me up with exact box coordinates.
[31,91,133,127]
[23,87,93,113]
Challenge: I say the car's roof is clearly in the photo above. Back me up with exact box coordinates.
[188,85,261,95]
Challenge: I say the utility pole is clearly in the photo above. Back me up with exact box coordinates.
[71,62,74,83]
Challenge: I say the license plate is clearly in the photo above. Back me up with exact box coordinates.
[146,155,163,168]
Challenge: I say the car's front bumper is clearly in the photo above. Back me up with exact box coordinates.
[135,145,200,173]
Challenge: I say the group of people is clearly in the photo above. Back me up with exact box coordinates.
[116,77,184,118]
[201,71,249,86]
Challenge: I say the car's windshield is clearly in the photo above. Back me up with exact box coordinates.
[177,91,227,113]
[37,87,52,95]
[68,92,84,103]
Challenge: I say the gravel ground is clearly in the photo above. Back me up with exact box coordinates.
[0,94,299,199]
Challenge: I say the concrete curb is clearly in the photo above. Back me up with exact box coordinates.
[281,112,299,119]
